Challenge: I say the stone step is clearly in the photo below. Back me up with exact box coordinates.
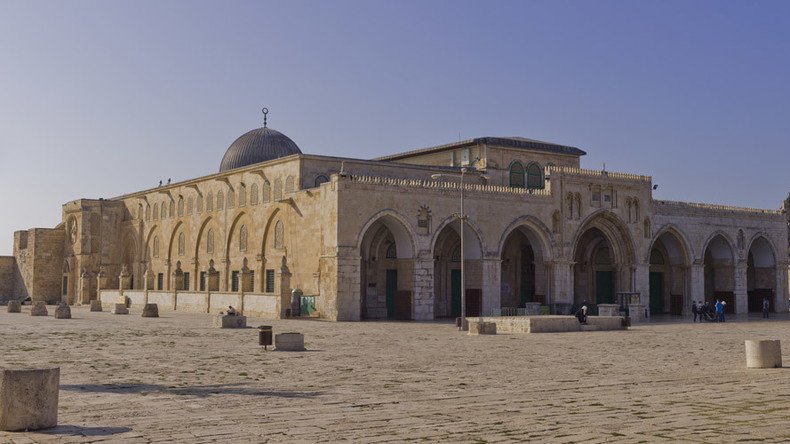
[580,325,601,331]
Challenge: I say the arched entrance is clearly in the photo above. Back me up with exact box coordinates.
[432,219,484,318]
[572,212,635,307]
[747,236,777,313]
[703,234,735,313]
[359,214,415,320]
[648,229,690,316]
[499,225,548,309]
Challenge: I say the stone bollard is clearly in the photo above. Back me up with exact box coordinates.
[89,300,103,312]
[7,301,21,313]
[0,367,59,431]
[54,303,71,319]
[745,340,783,368]
[141,303,159,318]
[111,303,129,315]
[275,332,305,351]
[30,302,48,317]
[213,315,246,328]
[468,321,497,335]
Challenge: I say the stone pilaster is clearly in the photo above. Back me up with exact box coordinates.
[412,256,434,321]
[776,261,790,313]
[480,258,501,317]
[548,260,574,305]
[689,262,705,304]
[78,269,91,305]
[633,263,650,308]
[734,259,748,314]
[277,256,292,318]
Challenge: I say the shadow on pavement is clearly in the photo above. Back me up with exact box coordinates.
[33,425,133,436]
[61,382,321,398]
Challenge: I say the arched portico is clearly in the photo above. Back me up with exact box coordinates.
[746,235,778,313]
[647,227,691,316]
[358,212,416,320]
[498,220,551,309]
[431,217,485,318]
[571,211,636,306]
[702,233,736,313]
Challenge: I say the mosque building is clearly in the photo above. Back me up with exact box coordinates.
[1,110,787,320]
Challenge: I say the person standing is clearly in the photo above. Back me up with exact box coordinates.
[762,297,770,319]
[714,299,723,323]
[692,301,699,322]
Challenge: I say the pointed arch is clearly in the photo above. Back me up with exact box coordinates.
[166,221,184,260]
[496,215,555,260]
[701,231,736,263]
[225,211,251,259]
[571,210,635,266]
[356,209,417,259]
[430,215,487,260]
[646,224,693,265]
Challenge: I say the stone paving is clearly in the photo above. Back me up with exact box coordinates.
[1,307,790,443]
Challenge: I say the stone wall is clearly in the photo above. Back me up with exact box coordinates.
[0,256,16,302]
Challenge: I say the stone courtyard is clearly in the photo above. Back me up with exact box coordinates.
[2,308,790,443]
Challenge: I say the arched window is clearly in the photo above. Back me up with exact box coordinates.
[178,232,185,256]
[273,178,283,200]
[385,242,397,259]
[206,192,214,212]
[153,236,160,258]
[228,189,236,208]
[509,161,525,188]
[153,203,159,220]
[206,229,214,254]
[274,220,284,249]
[315,175,329,187]
[145,205,151,221]
[526,163,543,189]
[650,248,665,265]
[239,184,247,206]
[169,201,175,218]
[250,183,259,205]
[196,195,203,213]
[285,176,295,193]
[216,191,224,210]
[262,181,271,203]
[177,197,185,217]
[187,197,194,215]
[239,225,248,252]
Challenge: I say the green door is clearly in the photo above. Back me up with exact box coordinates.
[386,269,397,318]
[595,271,614,304]
[450,269,461,317]
[649,272,664,315]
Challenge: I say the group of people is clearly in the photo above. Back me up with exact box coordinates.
[691,300,727,323]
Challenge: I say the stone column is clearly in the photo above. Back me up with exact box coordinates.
[256,254,264,293]
[164,260,172,291]
[548,260,574,305]
[96,267,107,302]
[412,255,435,321]
[775,261,789,313]
[689,262,705,304]
[78,269,91,305]
[221,258,230,292]
[480,257,501,317]
[734,259,748,314]
[276,256,291,318]
[142,268,151,305]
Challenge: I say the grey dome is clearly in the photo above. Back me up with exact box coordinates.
[219,127,302,172]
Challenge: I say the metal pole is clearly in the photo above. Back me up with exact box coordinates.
[460,167,466,331]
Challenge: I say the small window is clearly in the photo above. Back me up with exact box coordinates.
[228,189,236,209]
[157,273,164,290]
[200,271,206,291]
[239,225,248,252]
[274,220,284,249]
[206,192,214,211]
[153,203,159,220]
[262,181,271,203]
[153,236,160,258]
[265,269,275,293]
[183,272,190,290]
[385,243,397,259]
[145,205,151,221]
[206,229,214,254]
[526,163,543,189]
[196,195,203,213]
[187,197,194,215]
[650,249,665,265]
[239,184,247,206]
[274,178,283,200]
[178,232,185,256]
[217,191,224,210]
[249,270,254,292]
[509,161,525,188]
[285,176,295,193]
[250,183,259,205]
[231,271,239,292]
[178,197,184,217]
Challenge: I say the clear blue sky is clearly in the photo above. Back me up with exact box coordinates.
[1,0,788,255]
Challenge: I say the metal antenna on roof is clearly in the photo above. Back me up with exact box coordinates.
[262,107,269,128]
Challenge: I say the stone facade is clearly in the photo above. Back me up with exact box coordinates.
[2,129,788,322]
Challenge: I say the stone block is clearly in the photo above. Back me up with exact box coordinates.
[745,340,783,369]
[0,367,59,431]
[275,332,305,351]
[628,304,646,323]
[89,300,103,312]
[524,302,542,315]
[54,303,71,319]
[468,321,497,335]
[141,303,159,318]
[597,304,620,317]
[30,302,48,317]
[6,301,21,313]
[212,315,247,328]
[111,304,129,315]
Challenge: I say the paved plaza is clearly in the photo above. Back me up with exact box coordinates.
[1,308,790,443]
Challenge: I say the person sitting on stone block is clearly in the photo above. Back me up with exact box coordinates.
[226,305,238,316]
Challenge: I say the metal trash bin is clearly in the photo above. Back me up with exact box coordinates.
[258,325,273,350]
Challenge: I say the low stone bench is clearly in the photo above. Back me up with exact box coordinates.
[275,332,305,351]
[0,367,59,431]
[54,303,71,319]
[745,340,783,368]
[467,316,627,334]
[597,304,620,317]
[30,302,48,317]
[89,300,103,312]
[6,301,21,313]
[213,315,246,328]
[141,303,159,318]
[111,304,129,315]
[468,321,497,335]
